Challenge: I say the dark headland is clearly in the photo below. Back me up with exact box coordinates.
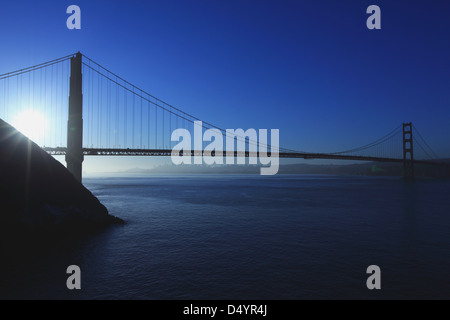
[0,118,123,247]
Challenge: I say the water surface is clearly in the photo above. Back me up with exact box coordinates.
[1,174,450,299]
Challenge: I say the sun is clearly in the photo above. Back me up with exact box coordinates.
[12,109,49,143]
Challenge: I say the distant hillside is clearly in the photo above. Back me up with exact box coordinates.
[280,162,400,176]
[121,161,449,178]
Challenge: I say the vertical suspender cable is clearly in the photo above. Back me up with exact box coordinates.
[97,73,100,147]
[148,100,151,149]
[124,86,127,148]
[107,71,111,148]
[114,77,119,148]
[162,110,166,149]
[140,90,143,148]
[131,92,134,148]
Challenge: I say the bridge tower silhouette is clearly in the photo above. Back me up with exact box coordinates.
[402,122,414,180]
[67,52,83,182]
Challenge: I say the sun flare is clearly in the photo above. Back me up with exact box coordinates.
[12,109,49,143]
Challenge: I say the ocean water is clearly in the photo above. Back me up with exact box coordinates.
[1,174,450,299]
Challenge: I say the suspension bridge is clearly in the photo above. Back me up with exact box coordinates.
[0,52,447,181]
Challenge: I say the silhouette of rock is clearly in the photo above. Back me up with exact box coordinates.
[0,118,123,238]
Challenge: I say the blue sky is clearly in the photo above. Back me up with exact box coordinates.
[0,0,449,171]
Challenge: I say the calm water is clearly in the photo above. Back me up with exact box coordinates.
[1,174,450,299]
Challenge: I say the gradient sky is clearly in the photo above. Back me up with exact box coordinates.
[0,0,449,171]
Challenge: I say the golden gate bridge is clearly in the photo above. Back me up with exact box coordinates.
[0,52,447,181]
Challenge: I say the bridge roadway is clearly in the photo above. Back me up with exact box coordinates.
[43,147,447,167]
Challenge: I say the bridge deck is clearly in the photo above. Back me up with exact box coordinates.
[43,147,447,167]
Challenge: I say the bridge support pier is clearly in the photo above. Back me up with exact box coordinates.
[403,122,414,180]
[66,52,84,182]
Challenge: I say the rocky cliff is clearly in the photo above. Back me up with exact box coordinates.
[0,118,123,238]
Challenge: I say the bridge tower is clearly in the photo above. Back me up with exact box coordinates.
[402,122,414,179]
[66,52,84,182]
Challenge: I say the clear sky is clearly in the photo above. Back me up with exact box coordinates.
[0,0,449,171]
